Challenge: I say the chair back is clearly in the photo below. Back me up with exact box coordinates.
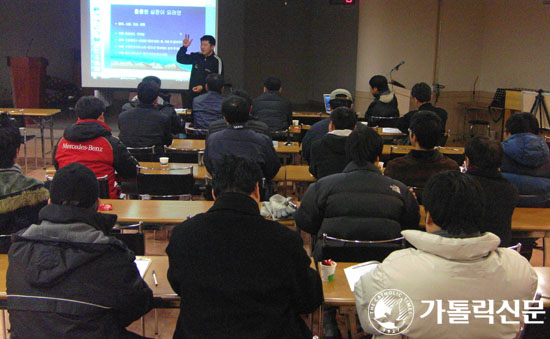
[137,165,194,198]
[0,234,13,254]
[164,146,200,163]
[321,234,406,262]
[127,145,157,162]
[46,173,110,198]
[370,116,399,128]
[111,222,144,255]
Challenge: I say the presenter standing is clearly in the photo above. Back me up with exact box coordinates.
[177,34,223,108]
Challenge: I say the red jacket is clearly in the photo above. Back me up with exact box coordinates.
[54,120,137,198]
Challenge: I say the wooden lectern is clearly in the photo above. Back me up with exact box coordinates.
[7,57,48,108]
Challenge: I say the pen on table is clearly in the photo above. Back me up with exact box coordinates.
[152,270,158,286]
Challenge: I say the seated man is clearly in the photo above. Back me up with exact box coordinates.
[355,171,538,338]
[251,76,292,132]
[118,81,173,153]
[121,75,182,134]
[191,73,225,131]
[208,89,270,137]
[501,112,550,207]
[397,82,448,136]
[204,95,281,181]
[364,75,399,127]
[54,96,138,199]
[385,111,458,193]
[0,114,49,252]
[166,155,322,338]
[302,88,354,163]
[7,163,153,338]
[465,136,518,246]
[295,127,419,261]
[309,107,357,179]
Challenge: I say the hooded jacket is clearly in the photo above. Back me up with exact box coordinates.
[0,165,49,252]
[501,133,550,206]
[365,91,399,127]
[295,161,420,260]
[355,230,538,339]
[7,204,153,338]
[251,90,293,132]
[54,120,138,199]
[309,130,352,179]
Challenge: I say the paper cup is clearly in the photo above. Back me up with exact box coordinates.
[320,262,337,282]
[159,157,169,166]
[272,141,279,147]
[293,119,299,126]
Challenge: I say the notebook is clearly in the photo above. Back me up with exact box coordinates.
[134,257,152,278]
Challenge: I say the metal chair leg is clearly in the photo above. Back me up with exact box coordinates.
[141,315,145,337]
[2,309,8,339]
[154,309,159,335]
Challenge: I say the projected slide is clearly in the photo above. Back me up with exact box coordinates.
[81,0,217,90]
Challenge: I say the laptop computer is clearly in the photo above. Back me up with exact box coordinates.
[323,94,331,114]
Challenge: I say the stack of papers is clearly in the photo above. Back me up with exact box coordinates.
[134,257,152,278]
[381,128,403,134]
[344,261,379,292]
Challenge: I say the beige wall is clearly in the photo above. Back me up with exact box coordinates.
[355,0,550,139]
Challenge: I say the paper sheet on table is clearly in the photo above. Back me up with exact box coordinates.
[344,261,379,292]
[381,128,402,134]
[134,257,151,278]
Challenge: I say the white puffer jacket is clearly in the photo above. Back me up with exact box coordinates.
[355,230,538,339]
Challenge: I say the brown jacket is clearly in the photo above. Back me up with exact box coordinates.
[385,149,459,190]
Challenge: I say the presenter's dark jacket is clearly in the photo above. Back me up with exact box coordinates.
[118,103,173,151]
[53,119,138,199]
[397,102,449,134]
[204,125,281,180]
[251,90,292,132]
[166,192,323,339]
[466,167,518,246]
[176,46,223,91]
[7,204,153,339]
[295,161,420,261]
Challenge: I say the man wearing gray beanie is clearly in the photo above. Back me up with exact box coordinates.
[7,163,153,338]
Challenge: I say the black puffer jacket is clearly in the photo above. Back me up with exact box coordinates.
[309,132,351,179]
[118,103,173,150]
[7,204,153,339]
[252,91,292,132]
[364,91,399,127]
[295,161,420,260]
[204,124,281,180]
[122,99,183,134]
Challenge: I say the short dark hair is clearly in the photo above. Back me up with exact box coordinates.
[328,99,352,110]
[232,89,253,108]
[346,127,383,166]
[264,77,282,91]
[200,35,216,46]
[423,171,485,236]
[410,111,442,149]
[206,74,224,93]
[137,81,160,105]
[212,155,262,197]
[331,107,357,130]
[465,136,503,170]
[505,112,539,135]
[369,75,389,92]
[75,96,106,120]
[0,114,21,168]
[222,95,250,124]
[411,82,431,103]
[141,75,161,87]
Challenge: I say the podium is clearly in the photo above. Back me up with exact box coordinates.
[7,57,48,108]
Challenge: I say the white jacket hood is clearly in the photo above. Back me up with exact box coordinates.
[378,91,395,104]
[402,230,500,261]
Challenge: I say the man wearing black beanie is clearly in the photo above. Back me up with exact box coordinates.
[7,163,153,338]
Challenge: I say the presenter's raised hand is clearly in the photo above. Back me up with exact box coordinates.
[182,34,193,48]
